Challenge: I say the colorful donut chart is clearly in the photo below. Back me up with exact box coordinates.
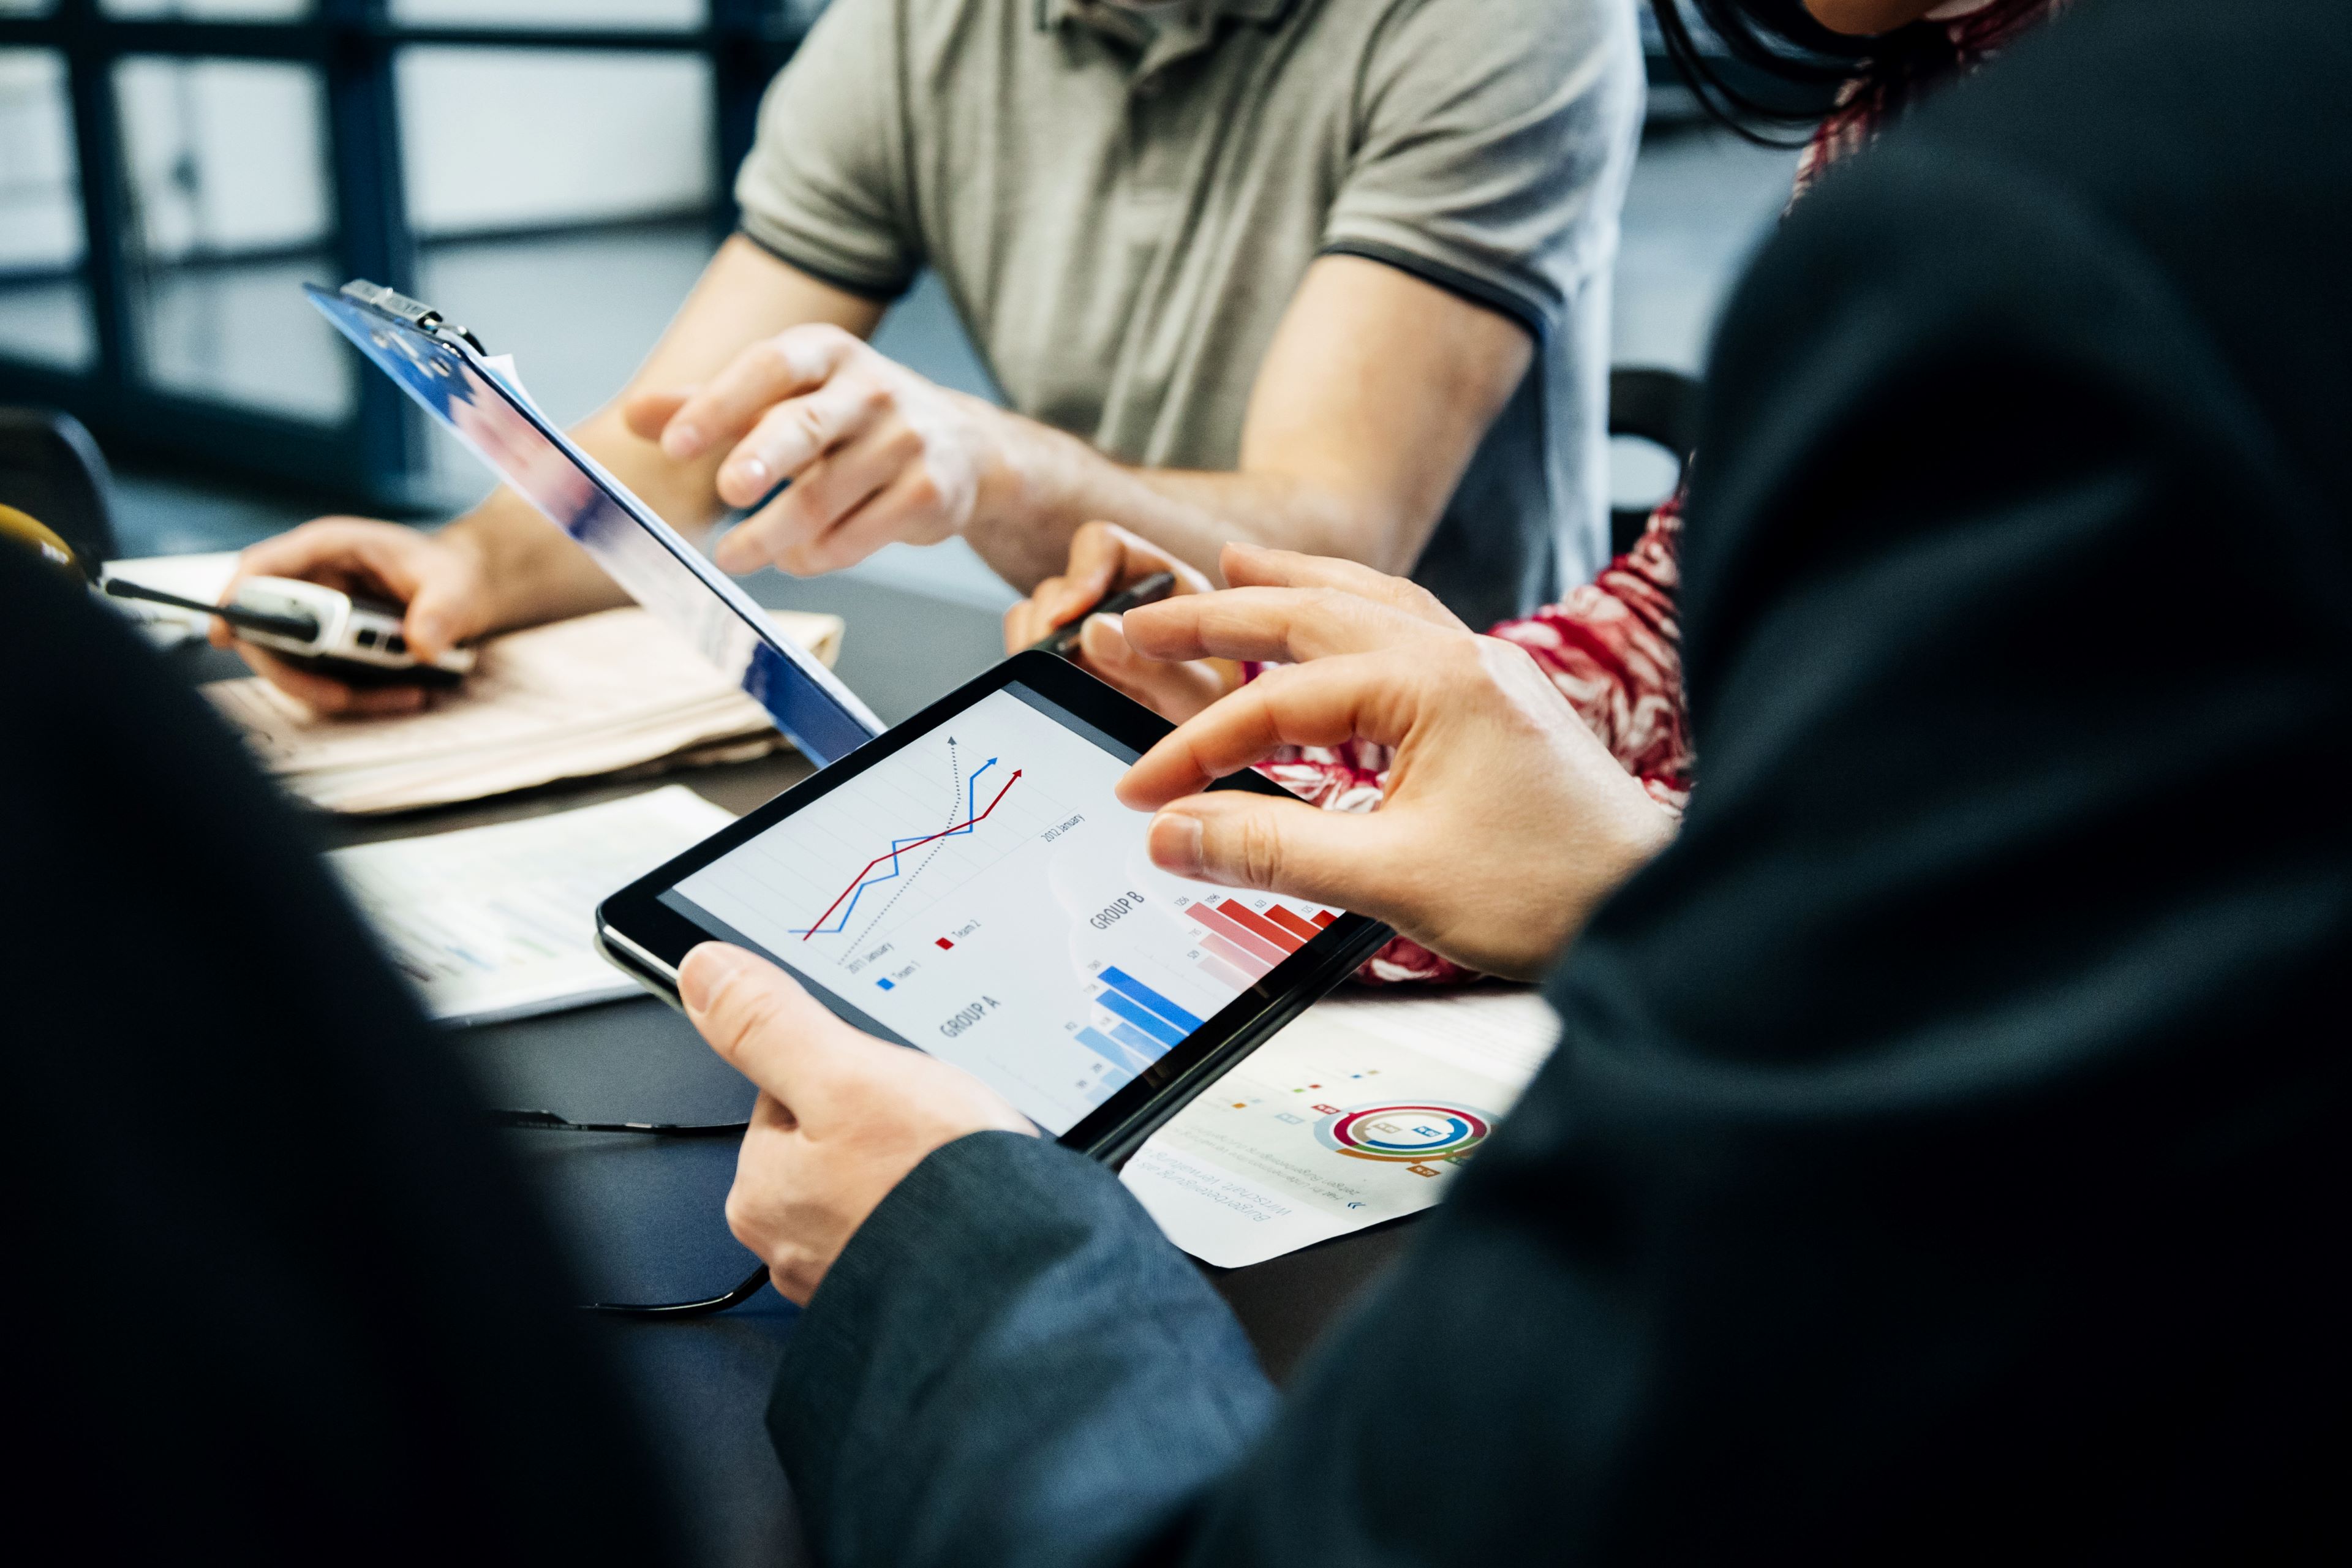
[1316,1102,1493,1163]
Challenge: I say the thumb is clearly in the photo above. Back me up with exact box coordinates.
[681,943,862,1115]
[399,551,494,661]
[1145,791,1388,916]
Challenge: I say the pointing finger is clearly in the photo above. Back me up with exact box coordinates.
[1116,651,1423,808]
[714,369,891,508]
[1218,543,1467,632]
[662,325,865,462]
[1120,586,1449,668]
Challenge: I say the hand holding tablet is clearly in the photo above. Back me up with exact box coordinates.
[598,650,1390,1166]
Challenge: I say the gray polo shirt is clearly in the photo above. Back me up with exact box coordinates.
[737,0,1642,624]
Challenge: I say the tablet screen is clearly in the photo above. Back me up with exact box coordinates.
[658,680,1342,1136]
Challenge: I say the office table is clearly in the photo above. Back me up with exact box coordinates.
[181,570,1420,1567]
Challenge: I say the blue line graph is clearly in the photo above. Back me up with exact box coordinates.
[792,752,998,938]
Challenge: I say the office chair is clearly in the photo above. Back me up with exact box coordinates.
[1607,366,1703,557]
[0,406,118,573]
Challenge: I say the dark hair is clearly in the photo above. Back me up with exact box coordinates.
[1650,0,1963,147]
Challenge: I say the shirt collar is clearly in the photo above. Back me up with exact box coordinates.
[1037,0,1295,47]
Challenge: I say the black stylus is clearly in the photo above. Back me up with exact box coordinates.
[102,577,320,642]
[1025,571,1178,658]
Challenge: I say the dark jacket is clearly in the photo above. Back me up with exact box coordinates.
[1,561,682,1556]
[764,0,2352,1561]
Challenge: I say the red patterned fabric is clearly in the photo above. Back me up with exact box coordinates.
[1264,0,2064,986]
[1793,0,2071,200]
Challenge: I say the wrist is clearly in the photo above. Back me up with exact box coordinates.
[441,496,627,631]
[965,404,1093,589]
[433,510,525,631]
[965,394,1046,530]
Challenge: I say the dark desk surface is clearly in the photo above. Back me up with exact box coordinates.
[189,570,1419,1567]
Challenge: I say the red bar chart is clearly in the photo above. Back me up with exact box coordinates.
[1179,895,1333,983]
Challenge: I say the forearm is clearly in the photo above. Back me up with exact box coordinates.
[774,1133,1272,1568]
[435,402,730,632]
[968,412,1431,594]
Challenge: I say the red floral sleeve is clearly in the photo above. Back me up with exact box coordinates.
[1251,497,1694,986]
[1248,0,2064,984]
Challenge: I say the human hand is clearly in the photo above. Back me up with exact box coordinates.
[1001,522,1232,720]
[624,325,1007,578]
[681,942,1036,1305]
[211,517,495,715]
[1113,586,1675,979]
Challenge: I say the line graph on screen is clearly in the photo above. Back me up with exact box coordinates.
[793,746,1025,940]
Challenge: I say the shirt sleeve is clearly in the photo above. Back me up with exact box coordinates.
[1320,0,1644,336]
[733,0,921,300]
[1489,494,1692,816]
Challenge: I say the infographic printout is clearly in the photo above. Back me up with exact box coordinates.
[1122,987,1562,1267]
[666,684,1339,1136]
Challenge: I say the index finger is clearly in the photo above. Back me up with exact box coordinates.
[1116,651,1423,809]
[1218,543,1468,633]
[227,518,412,603]
[1120,586,1451,669]
[660,325,864,462]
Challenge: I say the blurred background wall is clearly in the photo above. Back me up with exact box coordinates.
[0,1,1795,606]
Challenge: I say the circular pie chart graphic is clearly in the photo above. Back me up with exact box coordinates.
[1316,1102,1493,1163]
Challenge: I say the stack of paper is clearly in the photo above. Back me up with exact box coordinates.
[1123,987,1562,1268]
[328,785,737,1026]
[205,605,842,814]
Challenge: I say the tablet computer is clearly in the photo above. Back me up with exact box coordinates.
[597,650,1392,1164]
[304,279,882,766]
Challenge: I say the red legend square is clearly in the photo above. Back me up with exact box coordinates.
[935,937,954,950]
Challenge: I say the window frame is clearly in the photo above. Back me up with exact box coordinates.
[0,0,802,507]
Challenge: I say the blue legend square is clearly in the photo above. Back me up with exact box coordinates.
[876,978,895,991]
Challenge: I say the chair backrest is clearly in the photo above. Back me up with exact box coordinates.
[0,407,118,572]
[1607,366,1703,558]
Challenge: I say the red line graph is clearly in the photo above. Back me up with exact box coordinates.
[799,770,1024,941]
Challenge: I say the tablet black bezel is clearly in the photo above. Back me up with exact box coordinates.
[596,649,1392,1165]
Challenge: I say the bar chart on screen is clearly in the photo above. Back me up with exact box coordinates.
[1068,893,1337,1084]
[670,683,1348,1136]
[1176,893,1336,986]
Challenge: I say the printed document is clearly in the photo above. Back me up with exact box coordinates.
[326,785,736,1026]
[1123,986,1561,1268]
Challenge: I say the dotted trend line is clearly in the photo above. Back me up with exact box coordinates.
[846,741,962,951]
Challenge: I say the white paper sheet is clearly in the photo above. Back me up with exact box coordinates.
[1122,987,1561,1268]
[326,785,736,1026]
